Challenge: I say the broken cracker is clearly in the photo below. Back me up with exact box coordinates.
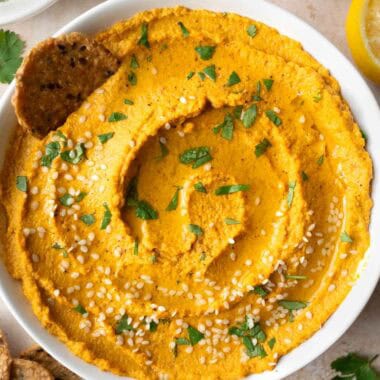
[13,32,120,138]
[20,345,80,380]
[11,358,54,379]
[0,330,11,380]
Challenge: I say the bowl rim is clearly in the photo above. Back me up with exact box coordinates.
[0,0,379,379]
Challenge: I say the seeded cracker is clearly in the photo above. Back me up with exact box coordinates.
[12,32,120,138]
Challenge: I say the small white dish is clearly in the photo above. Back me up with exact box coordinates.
[0,0,379,379]
[0,0,57,26]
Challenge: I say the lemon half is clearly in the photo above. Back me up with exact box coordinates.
[346,0,380,84]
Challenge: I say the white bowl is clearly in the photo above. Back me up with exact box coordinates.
[0,1,379,379]
[0,0,57,26]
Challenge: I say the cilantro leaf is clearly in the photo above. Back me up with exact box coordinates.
[135,200,158,220]
[225,218,240,225]
[178,21,190,37]
[115,315,134,334]
[80,214,95,226]
[41,141,60,167]
[215,184,250,195]
[287,181,296,207]
[247,25,257,37]
[195,45,215,60]
[202,64,216,81]
[98,132,114,144]
[263,78,274,91]
[341,232,353,243]
[331,353,379,380]
[166,187,182,211]
[214,113,234,141]
[226,71,241,87]
[179,146,212,168]
[187,326,204,345]
[73,304,87,315]
[255,138,271,157]
[194,182,207,193]
[101,202,112,229]
[109,112,127,122]
[60,143,86,164]
[16,176,27,192]
[265,110,282,126]
[278,300,308,310]
[137,23,150,48]
[242,104,257,128]
[188,224,203,236]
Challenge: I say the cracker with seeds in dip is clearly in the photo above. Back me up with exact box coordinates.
[20,345,80,380]
[13,32,120,138]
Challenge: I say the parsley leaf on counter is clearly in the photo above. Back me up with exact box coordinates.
[0,29,25,84]
[331,353,379,380]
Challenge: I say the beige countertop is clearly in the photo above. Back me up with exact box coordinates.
[0,1,379,379]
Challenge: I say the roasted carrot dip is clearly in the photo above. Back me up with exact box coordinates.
[0,7,372,380]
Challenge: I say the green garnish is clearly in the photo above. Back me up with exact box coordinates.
[252,81,262,101]
[331,352,379,380]
[41,141,60,167]
[137,23,150,48]
[187,71,195,80]
[73,304,87,315]
[188,224,203,236]
[178,21,190,37]
[148,320,158,332]
[175,337,191,345]
[130,54,139,69]
[226,71,241,87]
[198,71,206,81]
[76,192,87,202]
[287,181,296,207]
[195,45,215,60]
[98,132,114,144]
[213,113,234,141]
[179,146,212,168]
[156,141,169,160]
[133,238,139,255]
[202,64,216,81]
[101,202,112,230]
[215,184,250,195]
[60,143,86,165]
[301,171,309,181]
[263,78,274,91]
[188,326,205,345]
[0,29,25,84]
[115,315,133,334]
[128,71,137,86]
[79,214,95,225]
[278,300,308,310]
[285,274,308,280]
[16,176,27,192]
[233,105,243,119]
[341,232,353,243]
[268,337,276,349]
[265,110,282,126]
[242,104,257,128]
[151,253,157,263]
[54,130,68,146]
[108,112,127,122]
[246,25,257,38]
[135,200,158,220]
[166,187,182,211]
[225,218,240,225]
[52,242,63,249]
[124,99,134,105]
[317,155,324,166]
[313,91,322,102]
[360,129,367,143]
[251,285,269,297]
[59,193,73,207]
[255,138,271,157]
[194,182,207,193]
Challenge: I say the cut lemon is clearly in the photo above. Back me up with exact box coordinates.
[346,0,380,84]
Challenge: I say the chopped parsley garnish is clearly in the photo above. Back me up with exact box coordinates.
[166,187,182,211]
[73,304,87,315]
[130,54,139,69]
[16,176,27,192]
[79,214,95,226]
[317,155,324,166]
[128,71,137,86]
[60,143,86,165]
[76,192,87,202]
[126,176,138,205]
[225,218,240,225]
[252,81,262,101]
[331,352,379,380]
[313,91,322,102]
[198,71,206,81]
[124,98,134,105]
[175,337,190,346]
[54,130,68,146]
[41,141,60,167]
[148,320,158,332]
[278,300,308,310]
[52,242,63,249]
[202,64,216,81]
[242,104,257,128]
[226,71,241,87]
[188,326,205,345]
[265,110,282,126]
[246,24,257,38]
[229,316,267,358]
[178,21,190,37]
[179,146,212,168]
[137,23,150,48]
[360,128,367,143]
[115,315,133,334]
[156,141,169,160]
[213,113,234,141]
[233,105,243,119]
[97,132,114,144]
[285,274,308,280]
[251,285,269,297]
[255,138,271,157]
[287,181,296,207]
[195,45,215,60]
[301,171,309,181]
[194,182,207,193]
[101,202,112,230]
[135,200,158,220]
[151,253,158,263]
[215,184,250,195]
[188,224,203,236]
[268,337,276,349]
[341,231,353,243]
[59,193,73,207]
[187,71,195,80]
[133,238,139,255]
[108,112,127,122]
[263,78,274,91]
[0,29,25,84]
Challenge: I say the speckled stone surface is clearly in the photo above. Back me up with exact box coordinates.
[0,1,379,379]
